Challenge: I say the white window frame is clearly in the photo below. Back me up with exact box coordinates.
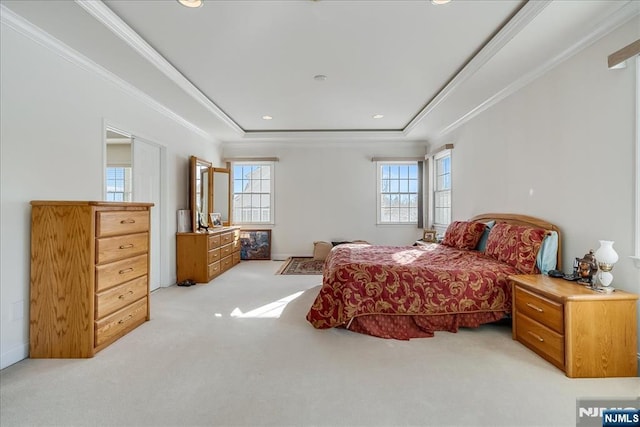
[105,166,132,202]
[633,56,640,268]
[430,149,452,235]
[231,161,275,225]
[376,161,419,225]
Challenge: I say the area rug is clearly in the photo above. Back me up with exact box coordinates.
[277,257,325,275]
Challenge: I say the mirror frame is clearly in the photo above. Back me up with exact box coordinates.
[212,162,232,226]
[189,156,212,233]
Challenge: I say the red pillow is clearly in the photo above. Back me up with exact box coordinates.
[484,222,546,274]
[441,221,486,250]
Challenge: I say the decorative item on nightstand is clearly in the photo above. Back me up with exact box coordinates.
[576,249,598,287]
[594,240,619,292]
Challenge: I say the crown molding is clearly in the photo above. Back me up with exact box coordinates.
[0,4,210,139]
[438,0,640,138]
[239,129,407,142]
[403,0,552,136]
[75,0,244,136]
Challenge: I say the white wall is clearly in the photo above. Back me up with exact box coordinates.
[223,140,428,259]
[0,22,222,368]
[440,17,640,351]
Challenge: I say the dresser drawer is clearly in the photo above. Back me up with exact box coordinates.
[515,286,563,334]
[220,256,233,272]
[232,239,241,251]
[208,261,220,278]
[96,275,148,319]
[220,242,234,258]
[208,248,221,264]
[515,312,564,370]
[233,251,241,265]
[208,234,221,249]
[96,254,148,292]
[95,297,147,347]
[96,211,149,237]
[221,232,234,245]
[96,232,148,264]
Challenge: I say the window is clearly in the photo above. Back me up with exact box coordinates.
[433,150,451,228]
[377,161,419,224]
[105,167,132,201]
[232,162,274,224]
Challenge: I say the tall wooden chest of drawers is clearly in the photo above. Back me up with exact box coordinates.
[176,227,241,283]
[510,274,638,378]
[30,201,153,358]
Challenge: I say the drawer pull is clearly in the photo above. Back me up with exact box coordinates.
[118,290,135,299]
[526,302,544,313]
[119,268,134,275]
[119,244,134,249]
[120,219,136,224]
[118,314,134,324]
[527,331,544,342]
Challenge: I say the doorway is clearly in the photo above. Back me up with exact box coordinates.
[105,128,164,291]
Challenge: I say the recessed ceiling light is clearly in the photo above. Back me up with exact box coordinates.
[177,0,203,8]
[262,115,273,120]
[431,0,451,4]
[313,74,327,81]
[372,114,384,119]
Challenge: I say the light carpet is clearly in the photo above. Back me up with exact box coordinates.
[1,261,638,427]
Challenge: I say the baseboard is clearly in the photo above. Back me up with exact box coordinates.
[271,253,311,262]
[1,342,28,370]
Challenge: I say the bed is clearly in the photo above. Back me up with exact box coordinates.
[306,213,561,340]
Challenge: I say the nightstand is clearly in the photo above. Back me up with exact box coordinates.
[509,274,638,378]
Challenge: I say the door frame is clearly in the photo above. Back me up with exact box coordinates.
[103,121,168,289]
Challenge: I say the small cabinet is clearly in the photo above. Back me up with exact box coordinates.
[176,226,241,283]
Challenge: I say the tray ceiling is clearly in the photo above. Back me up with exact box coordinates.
[2,0,638,143]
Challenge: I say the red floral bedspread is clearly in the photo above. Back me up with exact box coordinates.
[306,243,520,336]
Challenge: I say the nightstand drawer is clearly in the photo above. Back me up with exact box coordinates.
[515,312,564,370]
[515,286,563,334]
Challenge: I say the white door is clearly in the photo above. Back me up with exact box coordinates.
[132,138,162,292]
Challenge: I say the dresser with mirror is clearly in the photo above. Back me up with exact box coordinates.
[176,156,240,284]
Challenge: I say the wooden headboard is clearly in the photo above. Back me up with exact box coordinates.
[469,213,563,270]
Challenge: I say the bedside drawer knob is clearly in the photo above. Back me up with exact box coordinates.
[119,244,134,249]
[119,268,134,275]
[527,331,544,342]
[120,219,136,224]
[526,302,544,313]
[118,314,134,324]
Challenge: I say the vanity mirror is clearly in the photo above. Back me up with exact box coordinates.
[189,156,212,232]
[213,163,231,226]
